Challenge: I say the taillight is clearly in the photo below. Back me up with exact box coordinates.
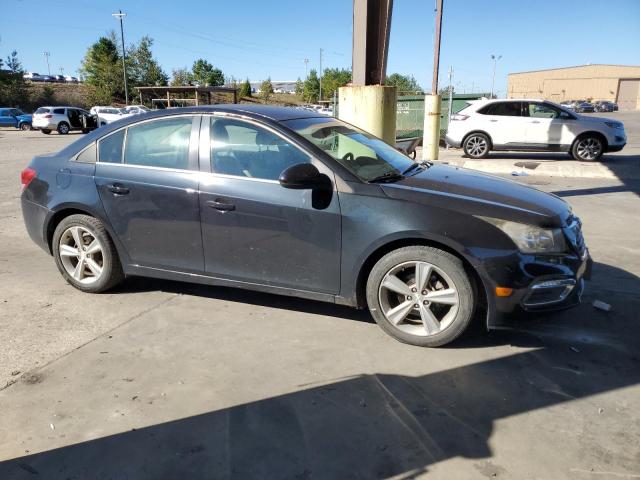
[450,114,469,121]
[44,114,53,118]
[21,167,36,190]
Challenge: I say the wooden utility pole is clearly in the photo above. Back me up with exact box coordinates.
[432,0,444,94]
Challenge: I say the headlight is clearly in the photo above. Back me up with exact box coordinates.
[604,121,624,130]
[480,217,567,254]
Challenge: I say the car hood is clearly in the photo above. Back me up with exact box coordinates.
[380,164,571,227]
[576,114,619,125]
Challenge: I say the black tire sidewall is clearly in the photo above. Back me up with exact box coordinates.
[463,133,490,159]
[41,129,51,134]
[52,214,123,293]
[366,246,475,347]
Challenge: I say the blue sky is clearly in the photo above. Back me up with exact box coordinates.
[1,0,639,96]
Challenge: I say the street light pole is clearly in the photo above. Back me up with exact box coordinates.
[112,10,129,105]
[42,52,51,76]
[490,54,502,99]
[319,48,323,102]
[304,58,309,79]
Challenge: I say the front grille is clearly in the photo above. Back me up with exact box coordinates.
[563,215,586,257]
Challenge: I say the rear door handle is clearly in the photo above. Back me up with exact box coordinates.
[530,120,541,124]
[107,184,129,195]
[489,119,498,122]
[206,199,235,212]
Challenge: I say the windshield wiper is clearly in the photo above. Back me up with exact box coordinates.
[368,171,404,183]
[401,161,431,176]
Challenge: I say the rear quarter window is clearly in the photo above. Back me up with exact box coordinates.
[98,129,125,163]
[53,108,65,115]
[76,143,97,163]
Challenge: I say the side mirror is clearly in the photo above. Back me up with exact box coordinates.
[279,163,328,190]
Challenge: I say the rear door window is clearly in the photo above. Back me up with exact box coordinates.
[479,102,522,116]
[124,117,193,170]
[53,108,65,115]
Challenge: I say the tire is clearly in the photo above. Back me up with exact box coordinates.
[463,133,490,159]
[41,129,51,134]
[52,214,124,293]
[57,122,70,135]
[82,129,90,134]
[572,134,604,162]
[366,246,475,347]
[19,122,31,131]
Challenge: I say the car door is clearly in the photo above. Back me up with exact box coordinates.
[94,115,204,273]
[524,102,574,148]
[476,101,527,146]
[0,109,14,127]
[198,115,341,294]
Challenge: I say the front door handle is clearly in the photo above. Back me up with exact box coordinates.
[530,120,541,124]
[206,199,235,212]
[107,184,129,195]
[489,119,498,122]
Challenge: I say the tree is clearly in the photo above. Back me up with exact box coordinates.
[0,50,28,107]
[191,59,224,86]
[294,77,304,96]
[385,73,422,94]
[260,77,273,102]
[239,78,252,98]
[80,35,123,104]
[127,36,167,86]
[303,69,320,103]
[170,68,193,86]
[321,68,351,100]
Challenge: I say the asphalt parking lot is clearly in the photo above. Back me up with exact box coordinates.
[1,115,639,479]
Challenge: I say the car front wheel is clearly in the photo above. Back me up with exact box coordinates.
[366,246,475,347]
[52,214,124,293]
[463,133,490,159]
[572,135,604,161]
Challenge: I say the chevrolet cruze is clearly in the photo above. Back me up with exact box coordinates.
[21,105,592,346]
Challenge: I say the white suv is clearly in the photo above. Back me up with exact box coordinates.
[90,106,132,126]
[446,99,626,161]
[32,106,98,135]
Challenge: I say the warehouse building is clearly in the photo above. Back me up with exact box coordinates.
[508,64,640,110]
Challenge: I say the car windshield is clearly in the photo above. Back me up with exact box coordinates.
[283,117,416,182]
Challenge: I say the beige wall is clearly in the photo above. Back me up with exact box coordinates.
[507,65,640,109]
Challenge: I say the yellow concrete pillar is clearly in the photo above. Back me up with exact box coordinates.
[338,85,397,145]
[422,94,441,161]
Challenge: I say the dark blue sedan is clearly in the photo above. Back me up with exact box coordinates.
[20,105,591,346]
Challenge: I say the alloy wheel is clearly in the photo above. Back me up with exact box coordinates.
[378,261,460,337]
[59,226,104,284]
[576,137,602,160]
[59,123,69,134]
[466,136,488,157]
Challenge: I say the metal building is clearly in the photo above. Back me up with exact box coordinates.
[508,64,640,110]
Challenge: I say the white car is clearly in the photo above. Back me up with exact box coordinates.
[445,99,626,161]
[122,105,150,115]
[89,106,133,126]
[32,106,98,134]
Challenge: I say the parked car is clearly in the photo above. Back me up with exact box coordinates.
[20,105,592,347]
[64,76,79,83]
[0,108,32,130]
[559,100,575,110]
[23,72,40,81]
[32,106,99,134]
[90,106,132,126]
[122,105,150,115]
[573,101,595,113]
[446,99,626,161]
[593,101,617,112]
[53,75,65,83]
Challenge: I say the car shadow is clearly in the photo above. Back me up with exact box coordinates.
[1,284,638,479]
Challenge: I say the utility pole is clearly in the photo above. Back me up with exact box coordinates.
[304,58,309,79]
[490,54,502,99]
[112,10,129,105]
[42,52,51,76]
[447,66,454,132]
[422,0,444,161]
[319,48,323,102]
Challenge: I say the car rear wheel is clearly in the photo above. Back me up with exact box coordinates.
[572,135,604,161]
[52,214,124,293]
[57,122,70,135]
[41,129,51,134]
[463,133,490,159]
[19,122,31,131]
[366,246,475,347]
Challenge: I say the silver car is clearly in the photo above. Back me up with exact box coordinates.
[32,106,98,135]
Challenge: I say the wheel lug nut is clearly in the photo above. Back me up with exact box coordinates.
[414,304,419,308]
[411,288,417,293]
[422,290,427,295]
[406,295,412,300]
[423,300,429,305]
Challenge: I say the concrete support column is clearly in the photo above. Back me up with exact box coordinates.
[338,85,397,145]
[422,94,441,161]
